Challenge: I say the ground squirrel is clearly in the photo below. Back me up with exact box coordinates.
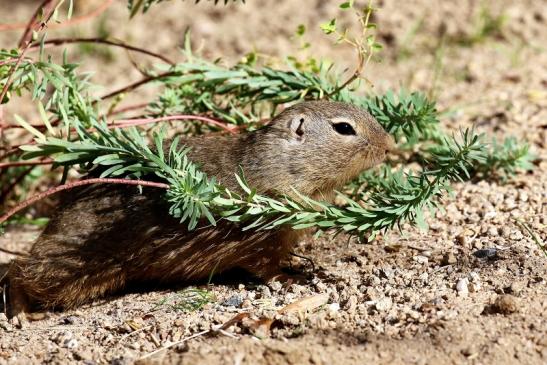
[6,100,394,316]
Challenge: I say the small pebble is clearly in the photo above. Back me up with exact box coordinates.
[492,294,519,314]
[375,297,393,311]
[64,338,79,349]
[469,272,480,283]
[328,303,340,313]
[60,316,79,325]
[269,281,282,292]
[414,255,429,264]
[456,278,469,297]
[468,282,481,293]
[473,248,498,259]
[509,281,524,295]
[241,299,252,308]
[442,252,457,265]
[222,294,243,307]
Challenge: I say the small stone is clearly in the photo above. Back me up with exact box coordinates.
[469,272,480,283]
[461,345,477,357]
[456,278,469,297]
[222,294,243,307]
[456,234,468,246]
[63,338,78,349]
[367,276,381,286]
[468,282,481,293]
[473,240,484,250]
[508,281,524,295]
[261,286,272,298]
[52,330,73,345]
[442,252,457,265]
[414,255,428,264]
[269,280,282,292]
[241,299,252,308]
[0,313,7,322]
[487,226,499,237]
[472,248,498,259]
[328,303,340,313]
[375,297,393,311]
[492,294,519,314]
[380,268,394,279]
[60,316,79,325]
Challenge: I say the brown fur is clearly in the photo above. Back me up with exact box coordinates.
[6,101,393,315]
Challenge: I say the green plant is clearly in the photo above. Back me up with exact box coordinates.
[0,0,534,243]
[152,286,215,312]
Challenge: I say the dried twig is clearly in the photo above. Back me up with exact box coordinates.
[99,71,176,101]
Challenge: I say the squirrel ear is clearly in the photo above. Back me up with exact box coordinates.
[288,116,305,140]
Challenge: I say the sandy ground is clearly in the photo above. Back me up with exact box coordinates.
[0,0,546,364]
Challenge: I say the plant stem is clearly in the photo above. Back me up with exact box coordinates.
[0,178,169,225]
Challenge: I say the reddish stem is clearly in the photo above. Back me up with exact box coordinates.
[0,160,53,169]
[112,115,238,133]
[0,166,35,205]
[99,71,177,101]
[0,147,25,162]
[0,1,59,105]
[0,178,169,225]
[0,58,34,67]
[30,38,174,65]
[18,0,56,47]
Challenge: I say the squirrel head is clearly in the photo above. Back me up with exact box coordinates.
[243,101,394,199]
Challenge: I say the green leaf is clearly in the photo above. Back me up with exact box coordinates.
[14,114,46,141]
[320,19,337,35]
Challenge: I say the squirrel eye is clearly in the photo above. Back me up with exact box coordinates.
[332,122,356,136]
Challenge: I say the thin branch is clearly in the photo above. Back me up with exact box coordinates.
[0,160,53,169]
[0,247,27,257]
[112,115,238,133]
[0,147,25,162]
[0,113,236,162]
[0,1,59,105]
[0,166,35,205]
[0,58,34,67]
[98,71,176,101]
[18,0,56,47]
[0,178,169,225]
[30,38,174,65]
